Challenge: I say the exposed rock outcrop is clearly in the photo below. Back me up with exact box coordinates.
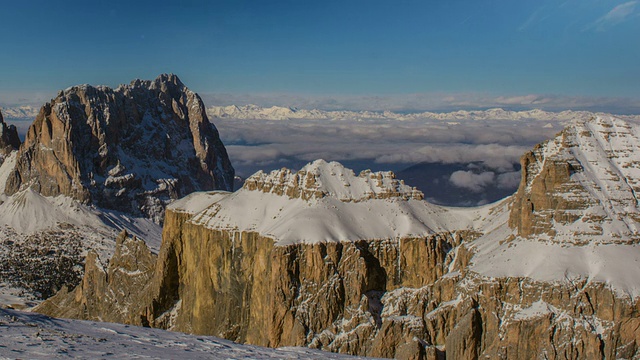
[4,74,234,222]
[0,109,20,161]
[36,230,156,324]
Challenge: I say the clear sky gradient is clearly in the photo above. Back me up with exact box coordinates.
[1,0,639,111]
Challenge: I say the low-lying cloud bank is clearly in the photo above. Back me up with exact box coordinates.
[214,115,564,205]
[217,118,551,177]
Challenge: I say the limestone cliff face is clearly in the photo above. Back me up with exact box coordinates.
[38,207,640,359]
[38,205,474,359]
[144,209,640,359]
[0,109,20,161]
[509,115,640,242]
[5,74,234,222]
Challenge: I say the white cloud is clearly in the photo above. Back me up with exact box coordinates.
[586,1,638,31]
[449,171,495,193]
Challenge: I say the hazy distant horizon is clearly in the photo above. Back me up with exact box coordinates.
[3,89,640,116]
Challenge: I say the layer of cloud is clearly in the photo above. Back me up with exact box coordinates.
[449,171,495,192]
[216,117,557,178]
[497,171,522,189]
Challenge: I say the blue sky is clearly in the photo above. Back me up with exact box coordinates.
[1,0,639,111]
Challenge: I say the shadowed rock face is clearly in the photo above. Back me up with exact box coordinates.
[4,74,234,222]
[0,109,20,160]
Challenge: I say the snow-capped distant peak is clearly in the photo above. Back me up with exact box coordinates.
[243,159,423,202]
[205,104,637,123]
[0,105,39,120]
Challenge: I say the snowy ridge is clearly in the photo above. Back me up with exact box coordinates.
[0,309,372,359]
[524,115,640,243]
[169,161,476,245]
[244,159,423,202]
[0,187,162,250]
[206,104,638,123]
[469,114,640,298]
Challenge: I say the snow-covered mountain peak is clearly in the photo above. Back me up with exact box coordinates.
[509,114,640,244]
[0,105,39,121]
[167,160,468,245]
[207,104,302,120]
[243,159,423,202]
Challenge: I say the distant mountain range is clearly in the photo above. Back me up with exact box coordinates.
[206,104,640,122]
[0,105,39,120]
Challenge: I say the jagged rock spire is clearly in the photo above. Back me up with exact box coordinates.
[0,109,21,158]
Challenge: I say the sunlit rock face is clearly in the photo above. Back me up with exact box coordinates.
[5,74,234,222]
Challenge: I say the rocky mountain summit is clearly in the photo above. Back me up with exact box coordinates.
[5,74,234,222]
[244,160,424,202]
[510,114,640,242]
[0,75,235,307]
[37,115,640,359]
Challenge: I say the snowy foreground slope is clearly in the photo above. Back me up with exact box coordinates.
[0,148,161,307]
[0,309,373,359]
